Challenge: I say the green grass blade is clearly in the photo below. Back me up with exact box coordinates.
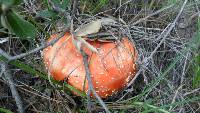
[0,108,13,113]
[0,56,86,97]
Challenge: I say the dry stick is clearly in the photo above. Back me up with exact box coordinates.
[114,0,133,15]
[70,0,93,111]
[8,31,66,61]
[184,88,200,96]
[81,44,92,113]
[169,52,189,111]
[7,0,72,61]
[130,4,174,25]
[0,48,12,60]
[127,23,171,88]
[0,78,74,105]
[70,0,94,111]
[80,49,111,113]
[194,0,200,12]
[75,22,93,112]
[127,0,188,88]
[0,66,4,77]
[71,0,78,17]
[180,52,189,85]
[0,3,174,61]
[1,62,24,113]
[70,0,98,110]
[149,0,188,58]
[169,85,183,111]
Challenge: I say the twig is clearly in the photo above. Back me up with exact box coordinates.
[114,0,133,15]
[168,52,189,111]
[4,0,73,61]
[127,68,143,87]
[70,1,94,112]
[86,32,116,38]
[169,85,183,111]
[180,52,189,85]
[8,31,66,61]
[129,4,174,25]
[194,0,200,12]
[0,61,6,78]
[149,0,188,58]
[0,38,8,44]
[70,0,78,31]
[71,0,78,19]
[70,1,102,112]
[86,89,92,113]
[127,0,188,87]
[80,49,111,113]
[1,61,24,113]
[0,48,12,60]
[183,88,200,96]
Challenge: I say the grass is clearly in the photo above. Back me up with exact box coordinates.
[192,16,200,88]
[107,26,200,112]
[80,0,109,14]
[0,56,87,97]
[0,0,200,112]
[0,108,13,113]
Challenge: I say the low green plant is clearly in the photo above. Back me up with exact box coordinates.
[0,0,37,39]
[192,15,200,88]
[0,108,13,113]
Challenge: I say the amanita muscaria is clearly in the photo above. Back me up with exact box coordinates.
[43,32,137,98]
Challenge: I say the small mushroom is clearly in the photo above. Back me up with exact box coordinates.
[43,32,138,98]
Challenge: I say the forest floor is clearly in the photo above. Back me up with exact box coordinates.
[0,0,200,113]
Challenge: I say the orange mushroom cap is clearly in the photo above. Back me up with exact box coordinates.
[43,32,137,98]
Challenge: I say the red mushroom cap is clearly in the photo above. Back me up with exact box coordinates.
[43,32,137,98]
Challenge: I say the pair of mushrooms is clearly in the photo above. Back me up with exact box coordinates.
[43,32,137,98]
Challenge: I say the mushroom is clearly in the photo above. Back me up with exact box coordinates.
[43,32,138,98]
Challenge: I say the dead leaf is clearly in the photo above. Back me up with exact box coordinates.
[75,20,101,37]
[100,18,117,25]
